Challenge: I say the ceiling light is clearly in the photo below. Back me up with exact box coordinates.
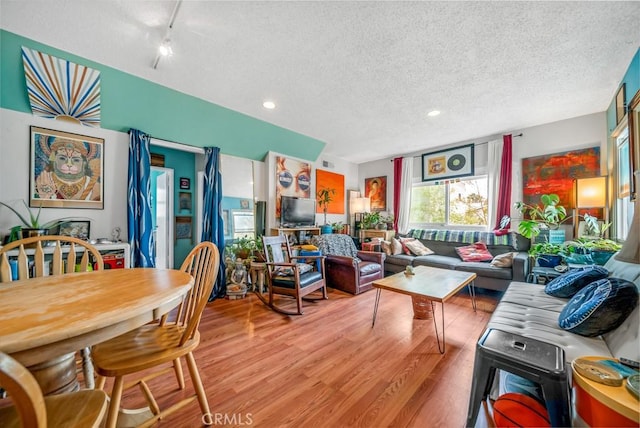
[263,101,276,109]
[158,40,173,57]
[427,110,440,117]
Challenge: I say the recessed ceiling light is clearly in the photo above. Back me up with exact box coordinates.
[263,101,276,109]
[158,40,173,57]
[427,110,440,117]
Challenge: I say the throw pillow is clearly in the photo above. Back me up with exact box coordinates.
[404,239,434,256]
[391,238,403,255]
[545,266,609,298]
[558,277,639,337]
[299,244,318,251]
[399,237,417,255]
[493,393,550,428]
[380,240,392,255]
[274,263,313,278]
[455,242,493,262]
[490,252,516,268]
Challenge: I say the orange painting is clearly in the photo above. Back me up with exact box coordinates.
[316,169,345,214]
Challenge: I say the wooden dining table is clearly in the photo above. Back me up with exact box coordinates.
[0,268,193,394]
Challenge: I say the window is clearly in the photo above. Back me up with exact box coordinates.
[410,176,488,227]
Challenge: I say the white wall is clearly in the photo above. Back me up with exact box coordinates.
[357,112,608,222]
[0,108,129,240]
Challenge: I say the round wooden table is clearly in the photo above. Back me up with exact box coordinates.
[0,268,193,394]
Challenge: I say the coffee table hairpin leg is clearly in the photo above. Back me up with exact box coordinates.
[371,288,382,327]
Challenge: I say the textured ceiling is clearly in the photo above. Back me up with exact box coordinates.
[2,1,640,164]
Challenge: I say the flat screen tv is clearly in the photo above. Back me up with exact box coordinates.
[280,196,316,227]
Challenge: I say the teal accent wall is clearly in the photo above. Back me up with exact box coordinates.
[151,146,195,267]
[0,29,326,162]
[607,49,640,133]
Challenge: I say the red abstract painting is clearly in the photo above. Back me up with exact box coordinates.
[522,147,600,210]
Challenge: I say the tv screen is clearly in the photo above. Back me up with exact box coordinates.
[281,196,316,227]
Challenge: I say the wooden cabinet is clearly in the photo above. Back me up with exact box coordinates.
[359,229,395,242]
[270,227,320,246]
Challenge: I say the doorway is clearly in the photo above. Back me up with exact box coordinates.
[151,167,174,269]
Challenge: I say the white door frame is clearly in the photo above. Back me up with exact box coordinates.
[151,166,174,269]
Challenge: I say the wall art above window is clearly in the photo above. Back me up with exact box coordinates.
[22,47,101,127]
[30,126,104,209]
[421,144,475,182]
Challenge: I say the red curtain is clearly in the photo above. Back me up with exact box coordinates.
[393,157,403,231]
[495,134,513,229]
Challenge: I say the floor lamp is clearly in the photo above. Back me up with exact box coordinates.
[575,176,607,238]
[350,197,370,237]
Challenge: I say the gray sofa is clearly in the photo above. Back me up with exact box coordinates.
[383,229,531,292]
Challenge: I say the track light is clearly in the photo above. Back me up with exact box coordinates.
[158,40,173,57]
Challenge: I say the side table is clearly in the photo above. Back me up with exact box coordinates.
[249,261,266,293]
[527,266,562,284]
[466,328,570,427]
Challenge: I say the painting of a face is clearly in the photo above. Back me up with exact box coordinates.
[54,146,86,179]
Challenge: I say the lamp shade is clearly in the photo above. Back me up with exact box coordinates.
[350,197,371,213]
[576,177,607,208]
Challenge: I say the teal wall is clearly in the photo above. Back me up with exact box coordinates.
[151,146,195,267]
[607,48,640,133]
[0,30,326,162]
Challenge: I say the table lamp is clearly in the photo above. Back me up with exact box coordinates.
[575,176,607,237]
[351,197,371,233]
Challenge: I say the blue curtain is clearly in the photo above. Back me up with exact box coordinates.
[202,147,226,299]
[127,129,155,268]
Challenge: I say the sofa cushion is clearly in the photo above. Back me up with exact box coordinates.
[499,282,567,313]
[455,242,493,262]
[412,255,461,270]
[558,277,639,337]
[544,266,609,298]
[274,263,313,278]
[456,262,512,280]
[391,238,403,255]
[383,254,414,268]
[403,239,434,256]
[359,261,382,276]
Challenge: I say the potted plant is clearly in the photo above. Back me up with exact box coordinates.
[381,214,394,231]
[0,200,69,241]
[360,212,380,230]
[529,241,564,267]
[331,221,345,234]
[583,238,622,265]
[317,187,335,234]
[514,194,569,243]
[225,235,262,262]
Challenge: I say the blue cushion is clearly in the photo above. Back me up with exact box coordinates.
[545,266,609,298]
[558,278,639,337]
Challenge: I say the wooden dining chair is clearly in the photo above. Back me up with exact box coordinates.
[258,234,328,315]
[0,352,108,427]
[91,241,220,428]
[0,235,104,389]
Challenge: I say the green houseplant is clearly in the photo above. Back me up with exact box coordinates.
[317,187,335,233]
[225,235,263,261]
[360,212,381,230]
[0,200,71,241]
[514,194,568,242]
[528,242,564,267]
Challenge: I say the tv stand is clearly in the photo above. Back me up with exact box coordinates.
[270,227,320,246]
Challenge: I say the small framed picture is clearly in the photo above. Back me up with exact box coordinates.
[179,192,192,211]
[175,216,193,242]
[240,199,250,209]
[57,220,91,240]
[616,83,626,125]
[179,177,190,190]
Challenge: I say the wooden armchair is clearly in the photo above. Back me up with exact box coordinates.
[0,352,107,427]
[311,234,385,295]
[92,241,220,428]
[258,234,328,315]
[0,235,104,389]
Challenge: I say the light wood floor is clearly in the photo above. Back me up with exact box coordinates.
[110,286,501,427]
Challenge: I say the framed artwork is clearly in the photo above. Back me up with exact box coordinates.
[275,156,311,218]
[179,177,190,190]
[240,199,250,209]
[179,192,192,211]
[616,83,626,125]
[364,176,387,212]
[175,216,192,241]
[57,220,91,240]
[522,146,600,212]
[316,169,345,214]
[421,144,474,182]
[30,126,104,209]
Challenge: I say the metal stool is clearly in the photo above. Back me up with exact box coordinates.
[466,328,570,427]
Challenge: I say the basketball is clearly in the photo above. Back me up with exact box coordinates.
[493,393,550,427]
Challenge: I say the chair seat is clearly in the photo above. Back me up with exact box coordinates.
[272,271,323,288]
[359,261,382,276]
[92,324,200,377]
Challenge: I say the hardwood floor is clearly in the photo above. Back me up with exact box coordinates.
[109,286,500,427]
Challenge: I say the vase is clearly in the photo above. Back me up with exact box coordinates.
[590,250,615,266]
[537,254,562,268]
[321,224,333,234]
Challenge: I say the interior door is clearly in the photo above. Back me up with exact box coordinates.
[151,167,174,269]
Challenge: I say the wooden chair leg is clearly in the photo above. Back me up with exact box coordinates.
[296,292,303,315]
[80,347,95,389]
[105,376,124,428]
[96,375,106,390]
[173,358,185,389]
[185,352,211,417]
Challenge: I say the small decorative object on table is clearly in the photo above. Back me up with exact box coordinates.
[405,265,415,275]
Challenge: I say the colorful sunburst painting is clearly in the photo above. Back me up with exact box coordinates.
[22,47,101,127]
